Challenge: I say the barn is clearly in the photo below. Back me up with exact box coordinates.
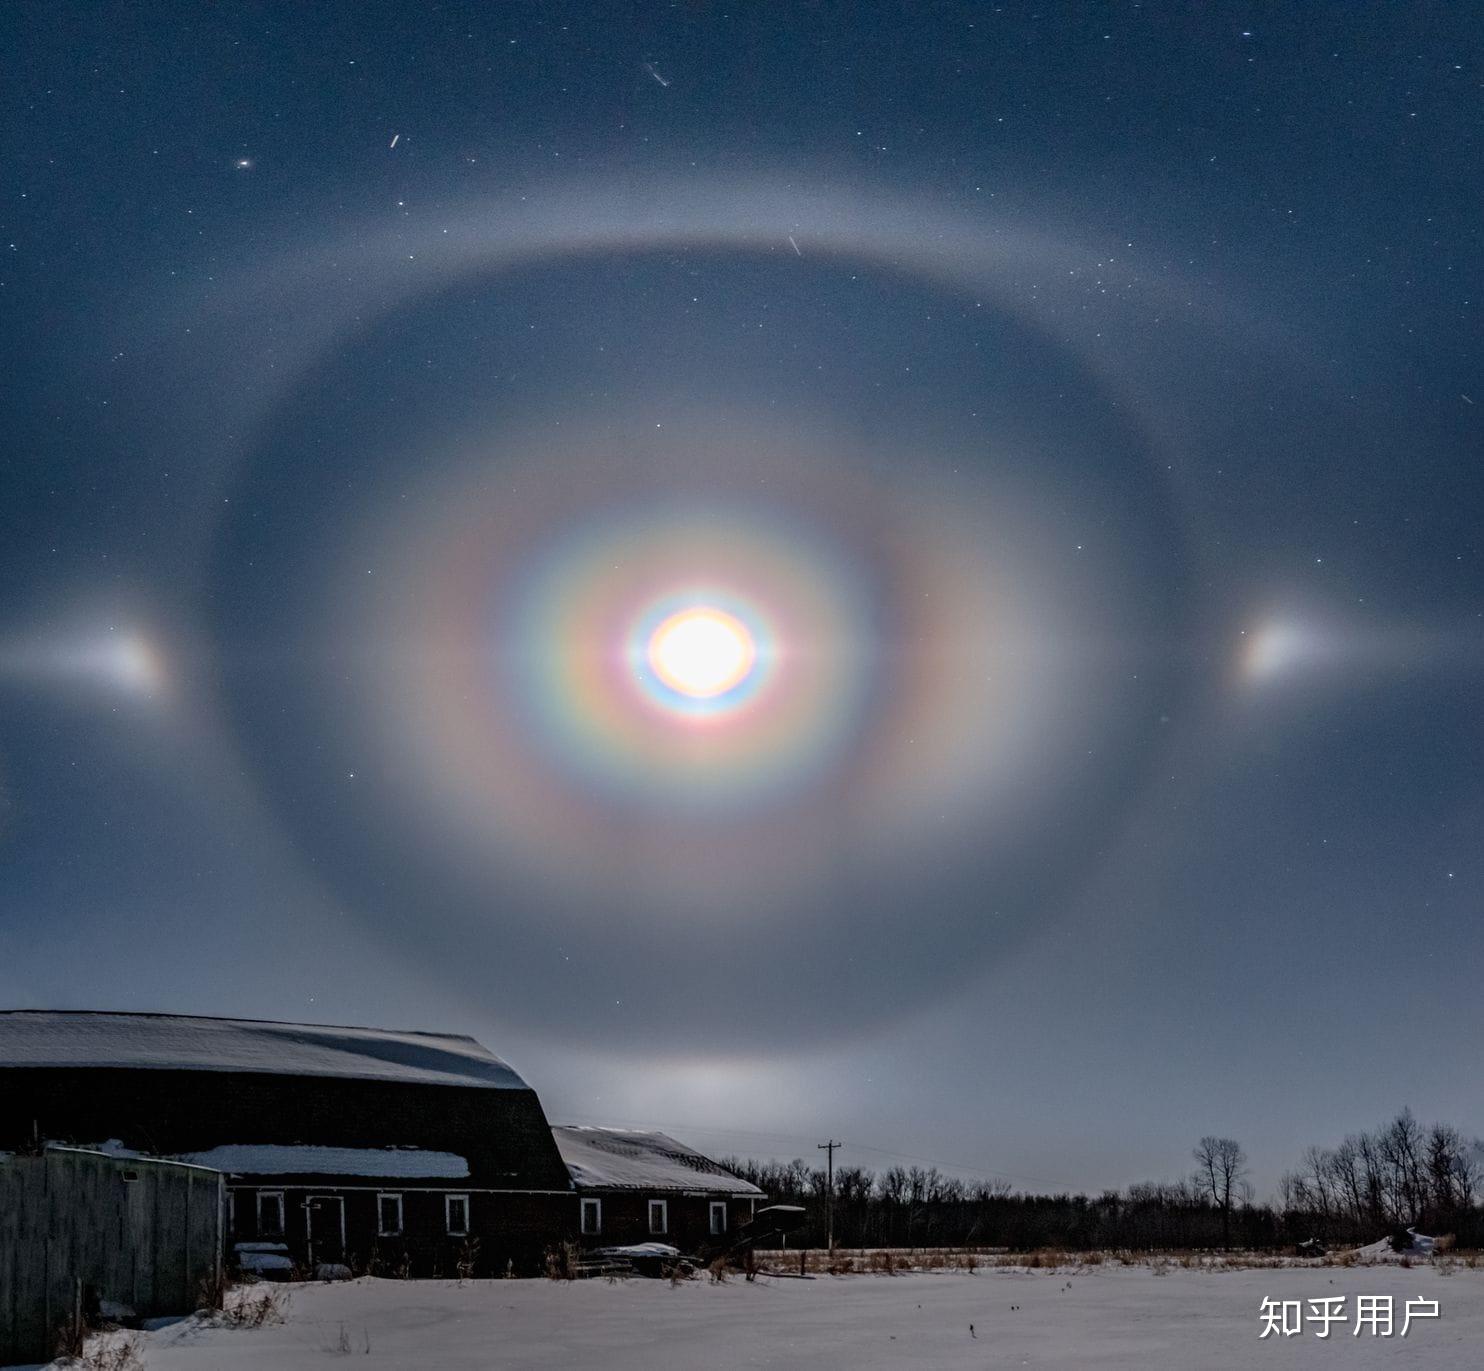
[553,1125,763,1252]
[0,1011,573,1276]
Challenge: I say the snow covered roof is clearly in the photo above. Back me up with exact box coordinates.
[0,1011,529,1091]
[552,1126,763,1196]
[177,1144,471,1179]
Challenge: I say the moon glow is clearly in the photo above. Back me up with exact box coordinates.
[645,606,757,703]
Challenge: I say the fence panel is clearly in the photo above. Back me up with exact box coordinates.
[0,1148,222,1365]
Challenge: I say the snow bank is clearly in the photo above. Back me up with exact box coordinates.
[1352,1228,1438,1261]
[234,1243,293,1275]
[595,1243,681,1259]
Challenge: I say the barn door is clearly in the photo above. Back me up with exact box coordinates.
[306,1195,346,1269]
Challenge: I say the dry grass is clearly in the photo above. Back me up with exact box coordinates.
[758,1246,1017,1276]
[544,1241,581,1281]
[454,1238,481,1284]
[63,1337,144,1371]
[196,1265,229,1314]
[754,1245,1484,1277]
[213,1286,288,1329]
[325,1321,371,1355]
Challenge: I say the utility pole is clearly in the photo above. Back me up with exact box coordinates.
[817,1139,841,1253]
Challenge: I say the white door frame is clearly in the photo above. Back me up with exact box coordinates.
[305,1193,347,1268]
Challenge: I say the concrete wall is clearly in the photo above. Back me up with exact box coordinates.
[0,1147,222,1366]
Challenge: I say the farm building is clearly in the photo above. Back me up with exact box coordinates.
[553,1125,763,1251]
[0,1146,223,1365]
[0,1011,573,1275]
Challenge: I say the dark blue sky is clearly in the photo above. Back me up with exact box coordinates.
[1,2,1480,1194]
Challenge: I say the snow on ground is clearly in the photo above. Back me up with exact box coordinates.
[86,1264,1483,1370]
[1351,1230,1436,1261]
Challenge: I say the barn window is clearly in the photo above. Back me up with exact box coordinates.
[445,1193,470,1236]
[227,1192,236,1234]
[710,1201,727,1236]
[580,1198,602,1236]
[257,1191,285,1238]
[377,1193,403,1237]
[648,1199,668,1235]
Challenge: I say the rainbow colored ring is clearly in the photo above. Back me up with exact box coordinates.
[492,505,873,809]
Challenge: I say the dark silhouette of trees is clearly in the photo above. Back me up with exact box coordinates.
[1280,1109,1482,1246]
[1192,1137,1248,1248]
[720,1109,1481,1253]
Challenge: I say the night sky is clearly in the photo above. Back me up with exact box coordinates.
[2,3,1480,1195]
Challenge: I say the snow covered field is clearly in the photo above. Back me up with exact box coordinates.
[73,1264,1484,1370]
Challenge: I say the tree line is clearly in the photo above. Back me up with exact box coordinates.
[1279,1109,1480,1246]
[722,1109,1483,1252]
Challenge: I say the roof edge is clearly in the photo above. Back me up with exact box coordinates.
[0,1008,486,1045]
[0,1059,530,1089]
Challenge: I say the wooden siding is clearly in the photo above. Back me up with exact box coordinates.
[573,1192,757,1254]
[229,1184,568,1276]
[0,1149,222,1366]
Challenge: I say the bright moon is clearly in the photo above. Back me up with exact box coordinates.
[647,606,755,698]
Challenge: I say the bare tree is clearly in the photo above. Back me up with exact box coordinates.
[1330,1138,1366,1228]
[1354,1130,1387,1230]
[1377,1110,1426,1227]
[1193,1136,1248,1249]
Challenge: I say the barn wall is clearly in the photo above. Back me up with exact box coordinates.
[576,1192,756,1252]
[0,1149,222,1366]
[0,1067,571,1192]
[227,1184,570,1277]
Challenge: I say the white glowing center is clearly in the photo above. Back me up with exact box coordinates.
[648,607,755,698]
